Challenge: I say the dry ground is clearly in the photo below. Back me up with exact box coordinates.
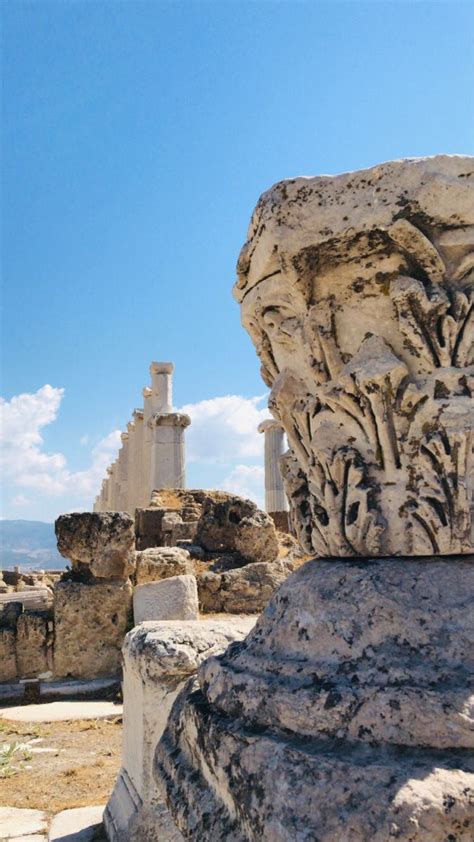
[0,716,122,813]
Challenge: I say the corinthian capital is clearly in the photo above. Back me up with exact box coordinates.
[235,155,474,557]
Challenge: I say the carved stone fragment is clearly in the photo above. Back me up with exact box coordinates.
[234,155,474,557]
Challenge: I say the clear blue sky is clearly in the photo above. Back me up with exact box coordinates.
[1,0,473,521]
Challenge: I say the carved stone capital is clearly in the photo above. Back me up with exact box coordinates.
[235,156,474,557]
[150,412,191,429]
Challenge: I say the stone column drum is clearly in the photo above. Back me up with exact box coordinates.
[258,418,289,531]
[155,156,474,840]
[149,413,191,491]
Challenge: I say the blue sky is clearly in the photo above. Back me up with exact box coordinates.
[1,0,473,521]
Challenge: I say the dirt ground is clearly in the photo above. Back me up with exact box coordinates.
[0,715,122,813]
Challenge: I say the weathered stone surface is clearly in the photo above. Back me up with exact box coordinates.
[234,155,474,558]
[54,580,132,679]
[0,627,17,682]
[157,556,474,839]
[56,511,135,579]
[105,617,256,842]
[0,601,23,629]
[133,576,199,624]
[135,548,193,584]
[197,559,294,614]
[195,492,279,563]
[16,612,50,679]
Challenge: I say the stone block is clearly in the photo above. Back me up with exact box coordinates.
[16,612,50,679]
[0,627,17,682]
[55,511,135,579]
[104,616,256,842]
[135,547,193,584]
[195,492,279,563]
[197,559,294,614]
[133,576,198,624]
[54,580,132,679]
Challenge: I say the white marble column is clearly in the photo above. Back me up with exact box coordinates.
[100,479,107,512]
[258,419,289,529]
[142,388,154,506]
[149,412,191,492]
[117,433,129,512]
[126,421,136,514]
[109,462,119,511]
[150,362,174,413]
[131,409,145,511]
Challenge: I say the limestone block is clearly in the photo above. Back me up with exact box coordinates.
[104,617,256,842]
[195,492,279,563]
[135,547,193,584]
[16,612,50,679]
[197,559,294,614]
[55,511,135,579]
[157,556,474,839]
[133,576,198,624]
[0,627,17,682]
[234,155,474,558]
[54,580,132,679]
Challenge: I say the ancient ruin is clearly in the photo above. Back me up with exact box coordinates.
[1,490,297,688]
[93,362,191,514]
[257,418,289,531]
[155,156,474,839]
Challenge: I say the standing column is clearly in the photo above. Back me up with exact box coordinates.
[117,433,129,512]
[109,462,119,511]
[132,409,145,510]
[258,419,289,532]
[142,388,154,506]
[100,479,107,512]
[150,361,174,413]
[149,412,191,492]
[126,421,136,514]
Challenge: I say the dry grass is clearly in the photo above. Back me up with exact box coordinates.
[0,716,122,813]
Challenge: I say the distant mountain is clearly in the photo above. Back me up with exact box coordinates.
[0,520,67,571]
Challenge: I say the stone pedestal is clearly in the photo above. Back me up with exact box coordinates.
[104,618,256,842]
[156,156,474,840]
[149,413,191,491]
[258,418,289,532]
[54,512,135,680]
[157,558,474,841]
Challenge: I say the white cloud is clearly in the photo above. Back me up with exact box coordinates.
[179,394,269,464]
[222,464,265,507]
[0,386,121,516]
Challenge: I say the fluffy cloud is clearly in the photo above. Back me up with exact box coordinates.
[177,394,270,506]
[179,394,268,464]
[0,386,121,517]
[222,464,265,507]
